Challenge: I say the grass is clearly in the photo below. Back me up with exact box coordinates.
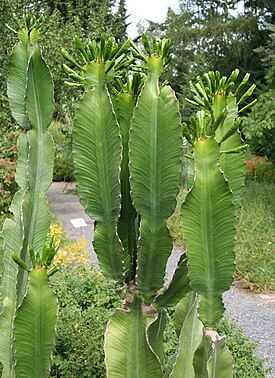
[168,182,275,292]
[235,181,275,292]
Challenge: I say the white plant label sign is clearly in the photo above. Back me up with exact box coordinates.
[70,218,87,228]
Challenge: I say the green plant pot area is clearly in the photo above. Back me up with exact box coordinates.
[0,14,273,378]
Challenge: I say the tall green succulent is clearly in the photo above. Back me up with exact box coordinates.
[63,36,255,377]
[0,15,57,377]
[0,18,257,376]
[182,71,256,327]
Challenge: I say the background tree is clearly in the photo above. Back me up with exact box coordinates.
[242,23,275,162]
[113,0,129,43]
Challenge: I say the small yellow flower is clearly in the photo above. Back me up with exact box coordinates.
[50,223,63,244]
[52,236,90,268]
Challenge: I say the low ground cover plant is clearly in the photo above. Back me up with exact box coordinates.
[235,182,275,291]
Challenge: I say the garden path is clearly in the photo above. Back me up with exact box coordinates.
[47,182,275,376]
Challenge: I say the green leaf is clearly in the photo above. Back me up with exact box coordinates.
[0,237,3,285]
[147,309,167,363]
[18,191,51,303]
[137,221,173,302]
[170,293,203,378]
[12,254,30,271]
[105,297,163,377]
[220,133,246,213]
[181,138,235,327]
[129,77,182,301]
[73,62,125,283]
[193,333,212,377]
[15,133,29,189]
[27,130,54,192]
[174,291,197,336]
[215,92,237,143]
[0,191,24,375]
[14,267,57,378]
[194,332,233,378]
[25,45,54,132]
[155,255,190,309]
[215,93,246,212]
[212,92,227,121]
[237,84,256,105]
[207,337,233,378]
[7,41,31,129]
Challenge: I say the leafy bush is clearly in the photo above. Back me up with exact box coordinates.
[0,158,17,192]
[50,265,121,377]
[0,130,19,224]
[0,130,19,160]
[0,188,14,225]
[53,237,91,267]
[217,319,269,377]
[242,89,275,163]
[48,121,74,182]
[50,265,268,377]
[163,309,268,377]
[245,156,275,183]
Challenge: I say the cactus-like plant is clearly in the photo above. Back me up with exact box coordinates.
[181,71,255,327]
[62,36,256,377]
[0,16,257,376]
[0,15,57,377]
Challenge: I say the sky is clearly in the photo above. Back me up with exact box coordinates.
[125,0,179,37]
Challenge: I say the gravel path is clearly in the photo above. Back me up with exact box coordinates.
[47,182,275,376]
[223,287,275,377]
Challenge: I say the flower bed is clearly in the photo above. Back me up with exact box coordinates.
[246,156,275,183]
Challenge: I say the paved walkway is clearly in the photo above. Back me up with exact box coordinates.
[47,182,99,268]
[47,182,275,376]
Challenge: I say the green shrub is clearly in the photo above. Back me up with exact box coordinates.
[163,311,268,377]
[242,89,275,164]
[0,130,19,224]
[0,130,19,160]
[53,155,74,182]
[217,319,269,378]
[50,265,121,377]
[48,121,74,182]
[0,188,14,226]
[50,265,268,377]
